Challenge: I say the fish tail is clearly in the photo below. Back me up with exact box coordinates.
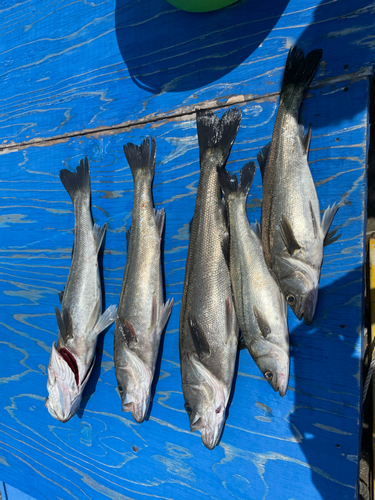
[196,108,242,169]
[218,162,256,202]
[281,46,322,103]
[59,157,91,205]
[123,137,156,182]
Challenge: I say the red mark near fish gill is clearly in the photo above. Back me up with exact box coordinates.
[59,348,79,386]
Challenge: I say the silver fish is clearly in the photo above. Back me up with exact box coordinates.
[114,137,174,424]
[46,158,117,422]
[259,46,340,325]
[218,163,289,396]
[179,108,241,450]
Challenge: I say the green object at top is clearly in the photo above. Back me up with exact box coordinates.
[165,0,238,12]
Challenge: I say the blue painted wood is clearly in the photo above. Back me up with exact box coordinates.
[0,0,374,145]
[0,71,368,499]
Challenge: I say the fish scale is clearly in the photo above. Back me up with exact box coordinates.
[46,157,117,422]
[179,108,241,450]
[114,137,173,424]
[218,162,289,396]
[259,46,340,325]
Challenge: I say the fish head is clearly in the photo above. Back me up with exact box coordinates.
[45,342,91,422]
[115,345,152,423]
[184,354,227,450]
[251,304,290,396]
[275,254,319,325]
[255,347,290,397]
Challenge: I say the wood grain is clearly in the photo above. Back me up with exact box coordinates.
[0,0,374,146]
[0,73,367,499]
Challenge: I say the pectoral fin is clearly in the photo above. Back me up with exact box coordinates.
[86,297,101,333]
[158,298,174,334]
[280,215,301,255]
[226,297,238,342]
[90,304,117,338]
[253,305,272,338]
[250,221,261,239]
[310,201,318,239]
[221,231,230,267]
[188,316,211,358]
[93,223,107,253]
[55,306,73,341]
[154,208,165,237]
[118,316,138,346]
[55,306,66,338]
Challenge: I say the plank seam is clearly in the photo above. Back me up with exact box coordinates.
[0,67,372,153]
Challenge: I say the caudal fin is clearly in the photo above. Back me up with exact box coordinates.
[59,157,91,205]
[218,162,256,202]
[196,108,242,169]
[281,46,322,103]
[123,137,156,182]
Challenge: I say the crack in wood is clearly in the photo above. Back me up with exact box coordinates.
[0,68,371,154]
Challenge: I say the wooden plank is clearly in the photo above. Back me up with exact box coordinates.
[0,76,367,500]
[0,0,374,146]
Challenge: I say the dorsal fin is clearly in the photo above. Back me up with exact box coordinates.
[322,204,340,236]
[257,142,271,180]
[302,124,312,155]
[324,227,342,247]
[189,217,194,236]
[126,228,131,252]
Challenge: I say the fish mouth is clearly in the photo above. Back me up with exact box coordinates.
[201,422,224,450]
[300,288,319,325]
[276,373,289,397]
[122,395,149,423]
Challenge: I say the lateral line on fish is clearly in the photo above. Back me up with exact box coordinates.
[0,68,371,154]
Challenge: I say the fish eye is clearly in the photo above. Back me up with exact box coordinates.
[215,406,221,414]
[264,371,273,380]
[118,385,123,392]
[286,293,295,305]
[185,404,192,414]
